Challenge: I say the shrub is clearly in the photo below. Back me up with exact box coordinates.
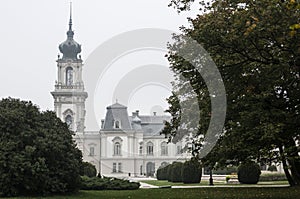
[267,165,278,172]
[259,173,287,181]
[181,159,202,183]
[81,176,140,190]
[0,98,82,196]
[170,162,183,182]
[81,162,97,177]
[157,164,170,180]
[237,161,261,184]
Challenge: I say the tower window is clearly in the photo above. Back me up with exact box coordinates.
[66,67,73,86]
[65,115,72,127]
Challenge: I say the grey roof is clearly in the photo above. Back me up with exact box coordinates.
[101,102,170,136]
[102,103,132,130]
[129,115,170,136]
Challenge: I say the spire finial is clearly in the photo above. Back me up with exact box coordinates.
[69,2,72,31]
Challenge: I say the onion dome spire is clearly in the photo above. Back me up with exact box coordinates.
[59,2,81,60]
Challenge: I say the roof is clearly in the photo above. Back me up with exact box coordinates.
[102,103,132,130]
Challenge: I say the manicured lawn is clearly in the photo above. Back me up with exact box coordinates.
[1,187,299,199]
[141,180,289,187]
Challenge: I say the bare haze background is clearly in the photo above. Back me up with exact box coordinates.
[0,0,198,122]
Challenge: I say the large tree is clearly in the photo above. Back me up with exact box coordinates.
[0,98,83,196]
[163,0,300,186]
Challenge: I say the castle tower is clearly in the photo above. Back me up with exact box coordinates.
[51,5,88,132]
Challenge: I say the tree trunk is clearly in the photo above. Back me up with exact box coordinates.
[285,139,300,186]
[279,145,296,186]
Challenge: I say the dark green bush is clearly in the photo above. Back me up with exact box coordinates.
[238,161,261,184]
[181,159,202,183]
[0,98,82,196]
[167,164,173,182]
[170,162,183,183]
[267,165,278,172]
[81,176,140,190]
[81,162,97,177]
[157,164,170,180]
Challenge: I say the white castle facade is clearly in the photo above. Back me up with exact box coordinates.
[51,13,190,177]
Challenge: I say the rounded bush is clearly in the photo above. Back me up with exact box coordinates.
[237,161,261,184]
[181,159,202,183]
[170,162,183,182]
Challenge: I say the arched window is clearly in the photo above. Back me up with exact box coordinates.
[161,142,168,156]
[65,115,72,126]
[114,142,121,155]
[66,67,73,86]
[146,142,154,155]
[114,120,120,129]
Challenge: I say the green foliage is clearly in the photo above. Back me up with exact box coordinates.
[181,159,202,183]
[259,173,287,182]
[81,162,97,177]
[156,164,170,180]
[267,165,278,172]
[170,162,183,183]
[238,162,261,184]
[0,98,82,196]
[80,176,140,190]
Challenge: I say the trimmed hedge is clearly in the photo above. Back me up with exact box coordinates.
[259,173,287,181]
[157,164,170,180]
[182,160,202,183]
[170,162,183,182]
[81,176,140,190]
[238,162,261,184]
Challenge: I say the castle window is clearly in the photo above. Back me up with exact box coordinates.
[161,142,168,156]
[66,67,73,86]
[146,142,154,155]
[114,142,121,156]
[118,163,122,173]
[112,163,117,173]
[89,147,95,156]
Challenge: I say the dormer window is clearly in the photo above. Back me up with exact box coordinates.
[114,120,121,129]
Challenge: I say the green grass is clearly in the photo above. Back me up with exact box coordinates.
[141,180,289,187]
[1,187,299,199]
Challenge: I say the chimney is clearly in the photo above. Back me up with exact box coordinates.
[153,112,157,116]
[136,110,139,116]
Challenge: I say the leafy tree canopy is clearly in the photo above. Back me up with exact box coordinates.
[0,98,83,196]
[164,0,300,186]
